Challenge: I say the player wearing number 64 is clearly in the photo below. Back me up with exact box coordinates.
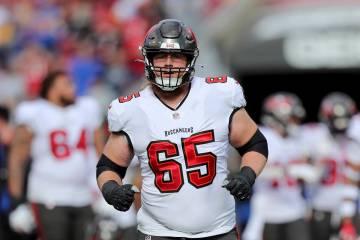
[8,70,104,240]
[96,19,268,240]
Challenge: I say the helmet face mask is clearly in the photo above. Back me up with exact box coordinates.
[261,92,306,136]
[152,65,189,91]
[319,92,357,134]
[141,19,199,91]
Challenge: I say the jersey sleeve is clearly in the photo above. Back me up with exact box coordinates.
[229,77,246,109]
[343,140,360,183]
[107,99,127,132]
[346,140,360,165]
[348,114,360,143]
[14,102,36,129]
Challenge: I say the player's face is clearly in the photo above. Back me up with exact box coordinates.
[53,75,76,106]
[152,53,188,78]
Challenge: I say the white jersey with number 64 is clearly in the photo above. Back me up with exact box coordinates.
[15,97,102,207]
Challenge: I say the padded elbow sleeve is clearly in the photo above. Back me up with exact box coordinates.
[236,129,268,158]
[96,154,128,179]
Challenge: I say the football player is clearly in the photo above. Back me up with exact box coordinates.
[243,92,312,240]
[8,70,104,240]
[303,92,359,240]
[96,19,268,239]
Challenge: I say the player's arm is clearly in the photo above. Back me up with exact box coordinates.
[224,108,268,200]
[8,125,32,201]
[230,108,267,175]
[97,132,133,188]
[93,126,105,156]
[96,132,136,211]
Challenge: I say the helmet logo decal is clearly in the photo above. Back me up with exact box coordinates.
[160,40,180,49]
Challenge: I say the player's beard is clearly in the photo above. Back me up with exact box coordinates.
[60,96,75,107]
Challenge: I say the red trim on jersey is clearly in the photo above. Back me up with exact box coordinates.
[31,203,46,240]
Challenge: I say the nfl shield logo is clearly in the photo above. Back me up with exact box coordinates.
[172,112,180,119]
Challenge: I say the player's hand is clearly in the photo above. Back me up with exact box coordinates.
[222,166,256,201]
[9,203,36,234]
[339,219,357,240]
[101,181,139,212]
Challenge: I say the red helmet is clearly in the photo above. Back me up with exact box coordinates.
[261,92,305,135]
[141,19,199,91]
[319,92,357,134]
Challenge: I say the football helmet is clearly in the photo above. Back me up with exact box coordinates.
[261,92,306,136]
[140,19,199,91]
[319,92,357,134]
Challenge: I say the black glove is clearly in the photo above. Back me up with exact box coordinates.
[223,166,256,201]
[101,180,135,211]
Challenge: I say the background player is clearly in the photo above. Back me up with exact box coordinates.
[8,70,104,240]
[244,92,313,240]
[302,92,358,240]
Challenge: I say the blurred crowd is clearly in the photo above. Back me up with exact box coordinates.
[0,0,169,109]
[0,0,233,110]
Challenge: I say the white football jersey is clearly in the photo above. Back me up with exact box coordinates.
[108,76,246,238]
[14,97,102,207]
[252,127,307,223]
[301,123,353,212]
[348,114,360,143]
